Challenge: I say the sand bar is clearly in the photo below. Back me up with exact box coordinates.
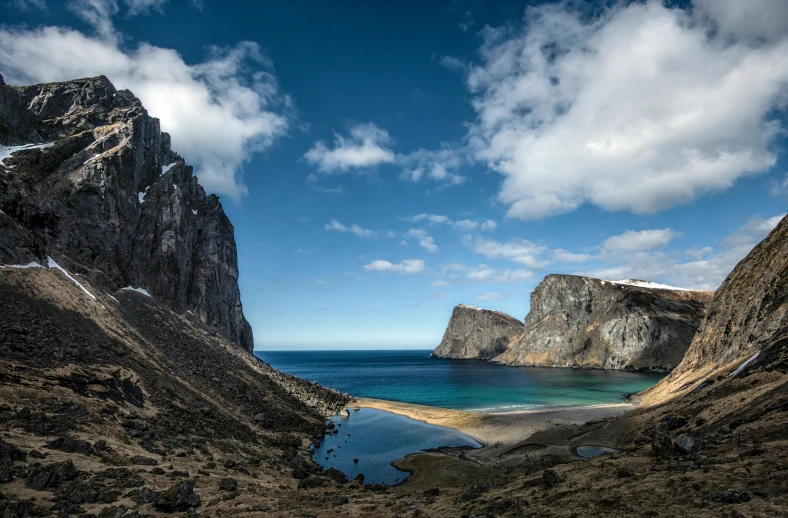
[353,397,634,456]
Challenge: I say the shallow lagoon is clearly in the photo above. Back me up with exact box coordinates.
[312,408,481,485]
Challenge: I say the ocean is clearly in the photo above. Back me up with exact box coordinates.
[255,349,666,412]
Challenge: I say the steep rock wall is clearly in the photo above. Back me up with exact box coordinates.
[0,76,253,351]
[432,304,524,360]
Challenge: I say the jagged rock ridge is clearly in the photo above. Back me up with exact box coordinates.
[433,275,713,371]
[432,304,524,360]
[0,76,253,351]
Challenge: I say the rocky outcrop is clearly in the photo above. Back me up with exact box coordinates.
[644,214,788,402]
[432,304,524,360]
[494,275,713,371]
[434,276,713,371]
[0,76,252,350]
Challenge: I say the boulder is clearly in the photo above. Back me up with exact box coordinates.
[155,480,201,512]
[25,460,79,490]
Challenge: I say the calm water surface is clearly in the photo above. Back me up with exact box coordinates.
[256,350,665,412]
[311,407,480,485]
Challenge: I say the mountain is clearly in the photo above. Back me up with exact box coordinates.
[0,75,252,351]
[432,304,524,360]
[433,275,712,371]
[495,275,713,371]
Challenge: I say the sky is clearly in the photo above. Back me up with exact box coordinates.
[0,0,787,350]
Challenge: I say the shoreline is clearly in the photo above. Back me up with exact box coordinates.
[351,397,634,454]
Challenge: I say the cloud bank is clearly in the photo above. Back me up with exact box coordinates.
[466,0,788,219]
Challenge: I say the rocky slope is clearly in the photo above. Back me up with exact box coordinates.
[432,304,524,360]
[0,75,252,351]
[495,275,713,371]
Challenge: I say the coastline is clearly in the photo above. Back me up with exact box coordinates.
[352,397,634,455]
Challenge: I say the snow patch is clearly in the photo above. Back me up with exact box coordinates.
[609,279,698,291]
[161,162,177,175]
[1,143,53,168]
[186,310,194,315]
[191,209,197,215]
[729,351,760,378]
[121,286,152,298]
[0,262,43,269]
[106,293,120,304]
[46,257,105,308]
[138,185,151,204]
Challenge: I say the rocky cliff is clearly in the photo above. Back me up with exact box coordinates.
[643,213,788,403]
[432,304,524,360]
[434,275,712,371]
[0,75,253,350]
[495,275,713,371]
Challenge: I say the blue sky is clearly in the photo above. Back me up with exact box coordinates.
[1,0,787,349]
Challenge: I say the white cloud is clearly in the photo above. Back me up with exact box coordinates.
[305,123,395,173]
[580,213,786,290]
[0,7,291,201]
[466,1,788,219]
[439,56,466,71]
[324,219,377,238]
[405,213,496,232]
[404,229,438,253]
[122,0,169,15]
[399,146,466,185]
[475,292,506,301]
[723,214,786,247]
[467,264,532,283]
[602,229,676,254]
[406,213,450,225]
[464,235,548,268]
[364,259,425,274]
[770,174,788,197]
[305,174,345,194]
[552,249,591,263]
[693,0,788,42]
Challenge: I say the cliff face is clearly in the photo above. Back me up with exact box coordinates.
[432,304,524,360]
[644,214,788,403]
[494,275,713,371]
[0,76,253,351]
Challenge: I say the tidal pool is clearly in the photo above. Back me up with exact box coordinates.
[312,407,481,485]
[575,445,618,458]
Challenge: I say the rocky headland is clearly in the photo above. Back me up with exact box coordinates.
[433,275,713,371]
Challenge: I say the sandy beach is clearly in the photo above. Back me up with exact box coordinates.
[353,397,634,458]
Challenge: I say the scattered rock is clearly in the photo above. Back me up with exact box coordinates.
[652,430,675,458]
[130,455,158,466]
[297,475,333,489]
[323,468,347,484]
[45,437,93,455]
[674,436,697,455]
[219,478,237,491]
[130,487,159,504]
[709,490,750,504]
[543,469,563,488]
[155,480,201,512]
[423,488,440,498]
[617,468,635,478]
[0,439,27,462]
[25,459,79,490]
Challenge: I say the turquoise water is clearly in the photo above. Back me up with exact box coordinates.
[256,350,665,412]
[312,407,480,485]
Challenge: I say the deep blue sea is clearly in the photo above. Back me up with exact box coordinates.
[255,349,665,412]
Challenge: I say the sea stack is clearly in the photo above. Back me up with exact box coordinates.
[432,304,523,360]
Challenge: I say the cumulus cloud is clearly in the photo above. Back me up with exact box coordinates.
[405,213,496,232]
[305,123,395,173]
[723,214,786,247]
[464,235,548,268]
[324,219,377,238]
[552,249,591,263]
[466,1,788,219]
[580,213,786,290]
[404,229,438,253]
[693,0,788,42]
[363,259,425,274]
[398,146,466,185]
[475,292,506,301]
[467,264,532,283]
[0,2,291,201]
[602,229,676,254]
